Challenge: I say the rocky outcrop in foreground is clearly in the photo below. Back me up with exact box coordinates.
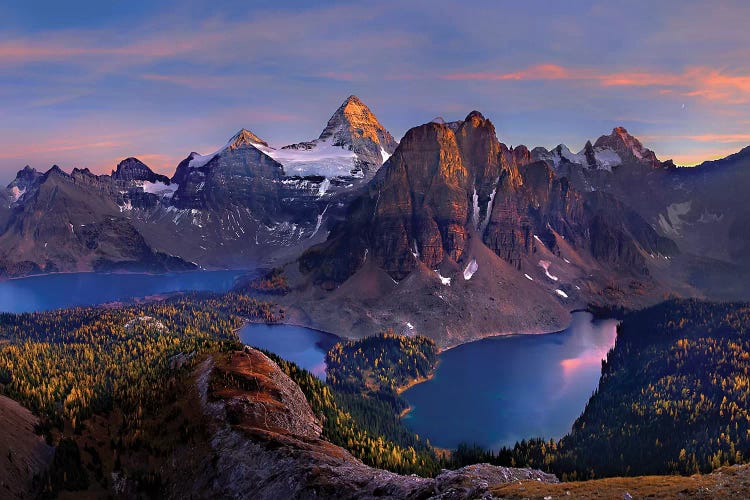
[0,395,53,498]
[188,349,558,499]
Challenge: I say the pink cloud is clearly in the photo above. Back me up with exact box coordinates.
[442,64,750,104]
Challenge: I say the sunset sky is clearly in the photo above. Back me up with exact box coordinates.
[1,0,749,181]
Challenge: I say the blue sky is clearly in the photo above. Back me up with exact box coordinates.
[1,0,749,180]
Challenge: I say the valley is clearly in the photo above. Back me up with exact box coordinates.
[5,1,750,497]
[3,82,750,500]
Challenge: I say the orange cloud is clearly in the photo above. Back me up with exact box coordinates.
[442,64,750,104]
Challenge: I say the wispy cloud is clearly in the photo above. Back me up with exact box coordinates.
[442,64,750,104]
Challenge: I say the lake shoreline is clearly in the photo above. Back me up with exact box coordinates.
[399,312,619,451]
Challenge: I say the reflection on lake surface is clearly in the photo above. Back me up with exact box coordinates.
[0,270,245,313]
[402,312,618,450]
[238,323,340,380]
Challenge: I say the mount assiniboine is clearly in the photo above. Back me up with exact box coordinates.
[3,96,750,344]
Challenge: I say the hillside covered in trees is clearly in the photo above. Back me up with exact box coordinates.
[453,299,750,480]
[0,294,446,495]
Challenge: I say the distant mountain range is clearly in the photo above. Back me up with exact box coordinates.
[3,96,750,345]
[0,95,397,275]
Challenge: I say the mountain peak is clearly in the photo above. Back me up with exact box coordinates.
[112,157,170,183]
[319,95,385,143]
[465,110,486,122]
[228,128,268,150]
[342,94,364,106]
[318,96,394,148]
[594,126,661,168]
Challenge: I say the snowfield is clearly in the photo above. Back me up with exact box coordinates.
[593,148,622,171]
[142,181,178,197]
[268,140,358,178]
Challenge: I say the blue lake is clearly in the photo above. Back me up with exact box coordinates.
[0,270,246,313]
[237,312,618,450]
[402,312,618,450]
[238,323,340,380]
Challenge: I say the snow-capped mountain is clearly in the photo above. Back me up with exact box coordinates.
[272,95,398,180]
[0,96,401,276]
[5,166,41,206]
[532,127,666,172]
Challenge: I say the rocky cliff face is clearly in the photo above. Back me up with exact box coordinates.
[530,128,750,301]
[111,157,171,184]
[300,112,675,287]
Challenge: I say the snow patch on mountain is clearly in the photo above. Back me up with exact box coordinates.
[268,140,358,178]
[472,188,480,229]
[142,181,178,197]
[9,186,25,203]
[559,145,586,165]
[479,186,497,235]
[380,147,391,164]
[317,178,331,196]
[310,204,330,239]
[434,270,451,286]
[657,201,692,236]
[463,259,478,280]
[538,260,559,281]
[593,149,622,171]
